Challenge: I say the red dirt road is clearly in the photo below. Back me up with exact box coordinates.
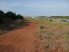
[0,20,39,52]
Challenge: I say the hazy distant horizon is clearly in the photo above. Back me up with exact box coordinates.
[24,16,69,17]
[0,0,69,16]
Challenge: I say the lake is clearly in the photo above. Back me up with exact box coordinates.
[48,19,69,21]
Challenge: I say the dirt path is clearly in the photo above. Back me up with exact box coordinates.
[0,20,39,52]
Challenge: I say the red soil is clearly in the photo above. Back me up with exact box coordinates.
[0,20,68,52]
[0,20,40,52]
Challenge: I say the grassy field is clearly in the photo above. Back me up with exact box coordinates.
[25,17,69,52]
[37,16,69,19]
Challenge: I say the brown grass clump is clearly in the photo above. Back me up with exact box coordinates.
[61,39,69,51]
[40,40,60,51]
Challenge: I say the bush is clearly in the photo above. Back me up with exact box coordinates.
[0,10,4,14]
[16,14,24,20]
[0,15,3,23]
[0,10,25,24]
[49,19,52,22]
[5,11,17,20]
[2,17,13,24]
[45,19,48,21]
[0,10,5,23]
[39,24,45,29]
[61,20,67,22]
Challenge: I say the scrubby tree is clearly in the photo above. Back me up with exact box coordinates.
[0,10,5,23]
[5,11,17,20]
[0,10,4,14]
[16,14,24,20]
[0,10,25,24]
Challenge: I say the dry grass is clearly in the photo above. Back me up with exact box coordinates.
[13,17,69,51]
[40,40,60,50]
[61,39,69,50]
[35,18,69,51]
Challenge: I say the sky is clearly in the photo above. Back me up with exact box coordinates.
[0,0,69,16]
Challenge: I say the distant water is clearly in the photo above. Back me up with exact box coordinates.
[48,19,69,21]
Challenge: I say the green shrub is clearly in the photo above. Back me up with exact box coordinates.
[63,35,69,39]
[0,10,4,14]
[0,14,3,23]
[39,24,45,29]
[0,10,5,23]
[45,19,48,21]
[61,20,67,22]
[16,14,24,20]
[0,10,25,24]
[5,11,17,20]
[49,19,52,22]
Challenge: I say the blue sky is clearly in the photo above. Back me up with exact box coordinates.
[0,0,69,16]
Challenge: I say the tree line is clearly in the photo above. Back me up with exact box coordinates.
[0,10,24,24]
[50,16,69,19]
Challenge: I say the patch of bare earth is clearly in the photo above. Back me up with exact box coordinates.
[0,20,41,52]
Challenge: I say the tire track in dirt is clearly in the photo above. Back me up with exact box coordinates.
[0,20,39,52]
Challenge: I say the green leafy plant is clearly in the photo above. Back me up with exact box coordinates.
[0,10,5,23]
[63,35,69,39]
[49,19,52,22]
[39,24,45,29]
[45,19,48,20]
[61,20,67,22]
[16,14,24,20]
[5,11,17,20]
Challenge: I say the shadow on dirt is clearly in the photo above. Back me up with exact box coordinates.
[12,20,31,30]
[0,20,32,35]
